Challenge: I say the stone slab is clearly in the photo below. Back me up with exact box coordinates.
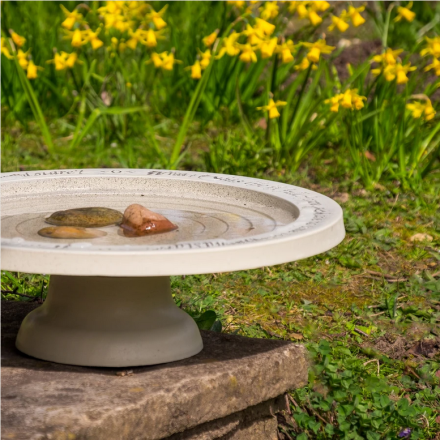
[2,302,308,440]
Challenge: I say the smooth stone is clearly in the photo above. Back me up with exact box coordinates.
[120,204,178,237]
[45,207,123,228]
[38,226,107,239]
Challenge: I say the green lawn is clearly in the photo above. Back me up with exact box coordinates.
[2,137,440,439]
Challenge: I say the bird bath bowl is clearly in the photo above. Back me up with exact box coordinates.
[1,169,345,367]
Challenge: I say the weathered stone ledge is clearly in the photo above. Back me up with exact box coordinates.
[2,301,308,440]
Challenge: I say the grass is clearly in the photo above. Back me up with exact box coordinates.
[2,130,440,438]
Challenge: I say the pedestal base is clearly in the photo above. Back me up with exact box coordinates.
[16,275,203,366]
[3,302,309,440]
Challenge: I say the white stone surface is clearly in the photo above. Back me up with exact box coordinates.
[1,169,345,276]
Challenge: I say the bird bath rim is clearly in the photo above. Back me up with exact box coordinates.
[1,168,345,276]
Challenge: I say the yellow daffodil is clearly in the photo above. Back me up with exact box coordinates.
[60,5,82,30]
[216,31,240,58]
[302,39,335,63]
[325,94,343,112]
[198,49,211,69]
[147,51,181,70]
[347,5,365,27]
[325,89,366,112]
[227,1,246,8]
[26,60,42,79]
[146,5,168,30]
[395,1,415,22]
[71,29,84,48]
[311,1,330,12]
[260,2,279,20]
[17,49,30,69]
[238,44,258,63]
[127,28,143,50]
[203,31,218,47]
[295,56,318,71]
[328,12,350,32]
[406,99,435,121]
[87,29,104,50]
[257,99,287,119]
[10,31,26,47]
[149,52,164,68]
[145,29,158,48]
[382,62,416,84]
[1,37,13,59]
[260,37,278,59]
[188,60,202,79]
[420,37,440,58]
[288,1,308,17]
[308,9,322,26]
[52,53,67,70]
[425,58,440,76]
[276,40,296,63]
[242,24,265,46]
[371,48,404,75]
[161,52,182,71]
[48,51,80,70]
[255,18,275,36]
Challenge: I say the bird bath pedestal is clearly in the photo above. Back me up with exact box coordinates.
[1,169,345,367]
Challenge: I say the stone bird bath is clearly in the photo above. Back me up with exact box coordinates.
[1,169,345,367]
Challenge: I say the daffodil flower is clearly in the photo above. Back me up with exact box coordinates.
[254,18,275,37]
[325,94,343,112]
[10,31,26,47]
[260,2,279,20]
[17,49,30,69]
[276,40,296,64]
[260,37,278,59]
[308,9,322,26]
[216,31,240,59]
[71,29,85,48]
[238,44,258,63]
[198,49,211,69]
[187,60,202,79]
[420,37,440,58]
[203,31,218,48]
[371,48,404,75]
[146,5,168,30]
[161,52,182,70]
[289,1,308,18]
[382,62,416,84]
[145,29,158,48]
[257,99,287,119]
[1,37,13,59]
[295,57,313,71]
[26,60,43,79]
[325,89,366,112]
[47,51,80,70]
[395,2,415,22]
[302,39,335,63]
[347,6,365,27]
[425,58,440,76]
[311,1,330,12]
[149,52,164,68]
[242,24,265,46]
[227,1,245,8]
[60,5,82,30]
[328,12,350,32]
[406,99,435,121]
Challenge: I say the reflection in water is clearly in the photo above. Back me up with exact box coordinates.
[38,226,107,239]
